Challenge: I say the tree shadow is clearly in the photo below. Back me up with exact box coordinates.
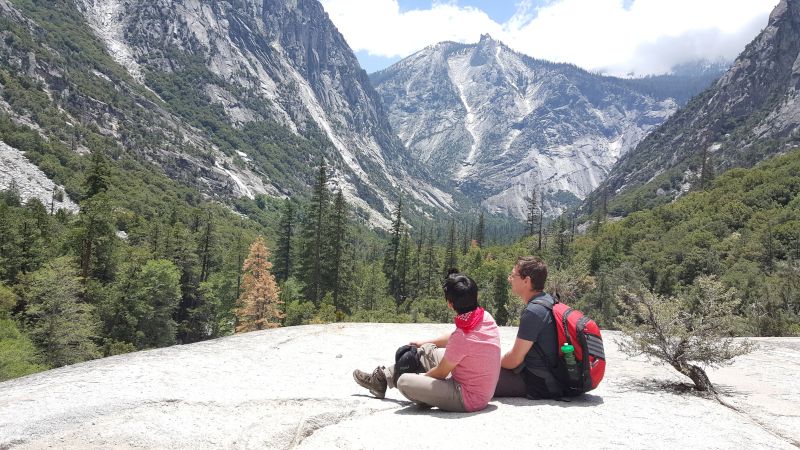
[620,378,739,399]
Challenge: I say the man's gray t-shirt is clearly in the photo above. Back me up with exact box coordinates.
[517,292,558,370]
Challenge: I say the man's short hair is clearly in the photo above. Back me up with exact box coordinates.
[515,256,547,291]
[442,269,478,314]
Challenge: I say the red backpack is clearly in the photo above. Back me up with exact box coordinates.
[532,296,606,395]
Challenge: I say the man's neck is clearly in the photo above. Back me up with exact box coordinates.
[523,290,543,305]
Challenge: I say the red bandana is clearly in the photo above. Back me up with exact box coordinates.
[454,307,485,333]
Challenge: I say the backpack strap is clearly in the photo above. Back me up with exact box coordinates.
[531,298,553,310]
[529,297,556,368]
[529,295,570,397]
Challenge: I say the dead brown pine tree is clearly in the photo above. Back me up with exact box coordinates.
[235,237,284,332]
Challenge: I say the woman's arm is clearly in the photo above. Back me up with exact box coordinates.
[425,357,458,380]
[410,333,451,348]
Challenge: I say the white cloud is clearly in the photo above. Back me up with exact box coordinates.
[320,0,503,57]
[319,0,779,76]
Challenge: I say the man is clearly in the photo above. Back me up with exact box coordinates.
[494,256,563,399]
[352,271,501,412]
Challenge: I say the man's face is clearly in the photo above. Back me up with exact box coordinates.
[507,264,530,300]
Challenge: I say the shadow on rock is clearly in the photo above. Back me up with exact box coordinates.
[493,394,604,408]
[394,404,499,417]
[621,378,738,398]
[351,393,415,407]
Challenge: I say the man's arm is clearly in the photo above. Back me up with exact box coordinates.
[425,357,458,380]
[410,333,450,348]
[501,338,534,370]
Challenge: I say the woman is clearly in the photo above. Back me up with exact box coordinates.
[353,271,501,412]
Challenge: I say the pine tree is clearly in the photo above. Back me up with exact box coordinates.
[130,259,182,348]
[444,219,458,274]
[699,146,715,189]
[76,194,116,281]
[24,257,99,367]
[18,204,45,276]
[234,225,245,299]
[328,191,348,315]
[170,222,201,343]
[337,238,358,315]
[84,149,110,199]
[236,237,283,332]
[396,233,411,306]
[476,213,485,248]
[592,187,608,234]
[274,199,294,282]
[460,220,470,255]
[2,180,21,207]
[493,265,509,326]
[411,231,424,299]
[197,210,215,283]
[525,188,538,237]
[764,220,775,273]
[555,215,569,265]
[298,160,330,304]
[425,231,438,296]
[364,243,381,311]
[537,194,545,251]
[384,196,404,303]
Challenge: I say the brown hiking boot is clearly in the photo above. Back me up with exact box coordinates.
[353,367,387,399]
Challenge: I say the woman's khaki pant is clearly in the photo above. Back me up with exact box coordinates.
[381,343,467,412]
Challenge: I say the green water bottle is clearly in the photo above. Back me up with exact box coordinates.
[561,342,579,383]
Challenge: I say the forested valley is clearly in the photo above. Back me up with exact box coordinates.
[2,142,799,381]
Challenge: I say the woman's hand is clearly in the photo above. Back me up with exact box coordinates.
[409,339,427,347]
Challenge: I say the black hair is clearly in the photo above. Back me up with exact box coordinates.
[442,268,478,314]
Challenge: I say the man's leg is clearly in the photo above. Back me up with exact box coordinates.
[396,374,467,412]
[494,368,527,397]
[494,367,561,399]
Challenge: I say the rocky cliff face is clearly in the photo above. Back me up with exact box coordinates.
[595,0,800,211]
[73,0,454,225]
[0,0,274,203]
[0,0,454,228]
[372,35,685,219]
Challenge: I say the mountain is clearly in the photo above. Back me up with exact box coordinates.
[370,35,723,219]
[592,0,800,216]
[0,0,455,228]
[618,59,731,105]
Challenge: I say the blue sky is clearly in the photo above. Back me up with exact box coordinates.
[321,0,778,77]
[398,0,521,22]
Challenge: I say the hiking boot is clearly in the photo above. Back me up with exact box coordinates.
[353,367,387,399]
